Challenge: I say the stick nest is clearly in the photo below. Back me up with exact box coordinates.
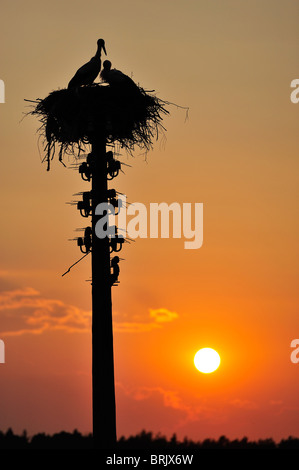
[29,84,169,170]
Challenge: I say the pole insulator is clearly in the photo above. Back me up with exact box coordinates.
[77,191,92,217]
[77,226,92,253]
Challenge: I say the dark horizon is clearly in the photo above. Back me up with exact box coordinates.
[0,428,299,450]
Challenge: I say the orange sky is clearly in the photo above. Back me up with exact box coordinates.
[0,0,299,442]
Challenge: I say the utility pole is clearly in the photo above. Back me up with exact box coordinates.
[91,137,116,449]
[77,135,119,449]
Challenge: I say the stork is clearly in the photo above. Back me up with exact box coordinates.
[100,60,137,90]
[68,39,107,89]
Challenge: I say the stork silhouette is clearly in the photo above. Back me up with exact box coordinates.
[100,60,137,89]
[68,39,107,89]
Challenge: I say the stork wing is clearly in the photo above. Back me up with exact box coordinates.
[68,58,102,88]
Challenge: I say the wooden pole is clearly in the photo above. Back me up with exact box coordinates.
[91,136,117,449]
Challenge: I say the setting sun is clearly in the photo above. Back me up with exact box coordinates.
[194,348,221,374]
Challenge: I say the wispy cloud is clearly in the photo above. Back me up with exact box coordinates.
[114,308,179,333]
[117,383,195,420]
[230,398,258,410]
[0,287,178,337]
[0,287,91,337]
[149,308,179,323]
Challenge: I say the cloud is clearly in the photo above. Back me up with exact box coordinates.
[269,400,283,406]
[117,383,195,421]
[0,287,91,337]
[0,287,178,337]
[149,308,179,323]
[114,308,179,333]
[230,398,258,410]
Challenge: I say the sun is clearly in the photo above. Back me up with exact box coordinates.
[194,348,221,373]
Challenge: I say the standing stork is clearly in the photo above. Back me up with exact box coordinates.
[68,39,107,89]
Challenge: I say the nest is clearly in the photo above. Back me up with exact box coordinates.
[29,84,169,170]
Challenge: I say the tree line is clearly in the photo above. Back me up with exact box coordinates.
[0,429,298,449]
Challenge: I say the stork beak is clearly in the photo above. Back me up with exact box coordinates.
[102,43,107,55]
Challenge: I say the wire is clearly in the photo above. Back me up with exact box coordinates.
[61,252,90,277]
